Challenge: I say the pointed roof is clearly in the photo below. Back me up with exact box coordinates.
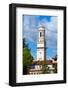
[39,25,45,31]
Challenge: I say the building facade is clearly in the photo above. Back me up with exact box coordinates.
[28,64,43,75]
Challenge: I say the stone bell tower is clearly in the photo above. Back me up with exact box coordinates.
[37,26,46,61]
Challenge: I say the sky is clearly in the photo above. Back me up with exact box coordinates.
[23,15,57,60]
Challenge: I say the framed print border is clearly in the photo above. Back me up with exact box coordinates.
[9,3,66,86]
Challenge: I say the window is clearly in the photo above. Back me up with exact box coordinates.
[40,32,42,37]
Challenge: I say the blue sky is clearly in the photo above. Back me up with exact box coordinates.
[23,15,57,60]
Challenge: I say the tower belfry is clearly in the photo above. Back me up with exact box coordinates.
[37,26,45,61]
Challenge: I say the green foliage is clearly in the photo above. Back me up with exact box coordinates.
[42,64,57,74]
[53,64,57,73]
[23,48,33,67]
[23,38,28,48]
[23,38,33,74]
[42,64,51,74]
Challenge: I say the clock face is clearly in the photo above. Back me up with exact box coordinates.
[37,49,45,61]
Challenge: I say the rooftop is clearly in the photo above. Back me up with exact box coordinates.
[39,26,45,31]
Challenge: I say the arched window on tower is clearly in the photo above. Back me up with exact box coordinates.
[40,32,42,37]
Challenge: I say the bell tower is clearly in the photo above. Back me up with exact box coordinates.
[37,26,46,61]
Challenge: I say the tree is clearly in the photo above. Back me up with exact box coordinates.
[42,64,51,74]
[23,38,28,48]
[52,55,57,73]
[52,55,57,61]
[23,38,33,74]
